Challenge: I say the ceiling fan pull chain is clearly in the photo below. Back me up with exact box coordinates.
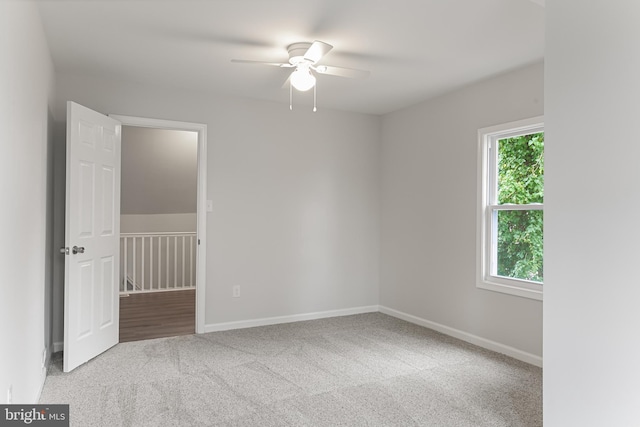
[290,80,293,110]
[313,83,317,112]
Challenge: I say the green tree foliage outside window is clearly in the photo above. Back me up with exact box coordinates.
[496,133,544,283]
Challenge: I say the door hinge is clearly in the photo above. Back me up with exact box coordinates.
[198,239,200,245]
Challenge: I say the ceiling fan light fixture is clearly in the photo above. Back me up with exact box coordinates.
[290,68,316,91]
[231,40,369,110]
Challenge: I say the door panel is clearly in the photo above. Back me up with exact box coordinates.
[64,101,121,372]
[78,162,94,237]
[100,256,115,328]
[102,166,115,235]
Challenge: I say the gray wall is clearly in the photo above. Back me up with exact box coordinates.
[380,62,544,358]
[120,213,196,233]
[544,0,640,424]
[17,0,640,413]
[7,0,547,404]
[0,1,55,403]
[51,60,545,362]
[51,72,381,341]
[121,126,198,215]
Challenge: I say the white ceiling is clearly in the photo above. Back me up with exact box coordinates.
[36,0,544,115]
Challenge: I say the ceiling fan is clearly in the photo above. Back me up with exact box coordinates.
[231,40,370,111]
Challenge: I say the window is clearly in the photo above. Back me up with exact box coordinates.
[477,117,544,300]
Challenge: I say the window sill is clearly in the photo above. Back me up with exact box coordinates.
[477,279,543,301]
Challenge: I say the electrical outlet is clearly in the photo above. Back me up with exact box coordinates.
[232,285,240,298]
[7,385,12,404]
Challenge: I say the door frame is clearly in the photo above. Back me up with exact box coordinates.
[110,114,207,334]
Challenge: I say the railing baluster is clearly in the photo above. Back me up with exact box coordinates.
[158,236,162,289]
[182,236,186,288]
[174,236,178,288]
[166,236,170,289]
[189,235,194,287]
[149,236,154,291]
[132,237,137,291]
[122,237,127,292]
[120,232,196,294]
[141,237,146,291]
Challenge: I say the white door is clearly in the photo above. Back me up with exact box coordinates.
[63,102,121,372]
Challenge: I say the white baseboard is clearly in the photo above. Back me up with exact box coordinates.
[199,304,541,367]
[34,364,47,403]
[379,306,542,367]
[29,345,51,404]
[204,305,379,333]
[53,342,63,353]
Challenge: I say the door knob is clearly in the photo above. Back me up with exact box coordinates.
[72,246,85,254]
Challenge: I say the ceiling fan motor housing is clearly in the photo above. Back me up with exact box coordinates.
[287,42,313,65]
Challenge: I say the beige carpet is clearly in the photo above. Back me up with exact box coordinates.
[40,313,542,426]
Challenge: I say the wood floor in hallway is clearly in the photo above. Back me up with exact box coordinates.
[119,289,195,342]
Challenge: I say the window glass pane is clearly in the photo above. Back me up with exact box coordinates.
[497,210,543,283]
[497,132,544,204]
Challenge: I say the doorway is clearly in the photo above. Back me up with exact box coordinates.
[110,115,207,340]
[119,125,197,341]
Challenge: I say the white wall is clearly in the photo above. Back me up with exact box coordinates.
[121,214,197,233]
[380,62,544,359]
[545,1,640,425]
[0,1,54,403]
[121,126,198,215]
[52,73,380,337]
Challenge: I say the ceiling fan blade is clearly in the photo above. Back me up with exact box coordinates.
[303,40,333,64]
[315,65,370,79]
[231,59,293,67]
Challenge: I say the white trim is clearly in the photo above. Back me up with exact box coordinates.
[478,116,544,137]
[53,341,64,353]
[120,232,197,236]
[476,116,544,300]
[488,203,543,211]
[109,114,207,334]
[379,306,543,367]
[478,280,543,301]
[204,306,379,333]
[33,365,47,404]
[120,287,196,295]
[31,345,51,403]
[204,305,541,367]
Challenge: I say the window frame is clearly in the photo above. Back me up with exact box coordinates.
[477,116,544,301]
